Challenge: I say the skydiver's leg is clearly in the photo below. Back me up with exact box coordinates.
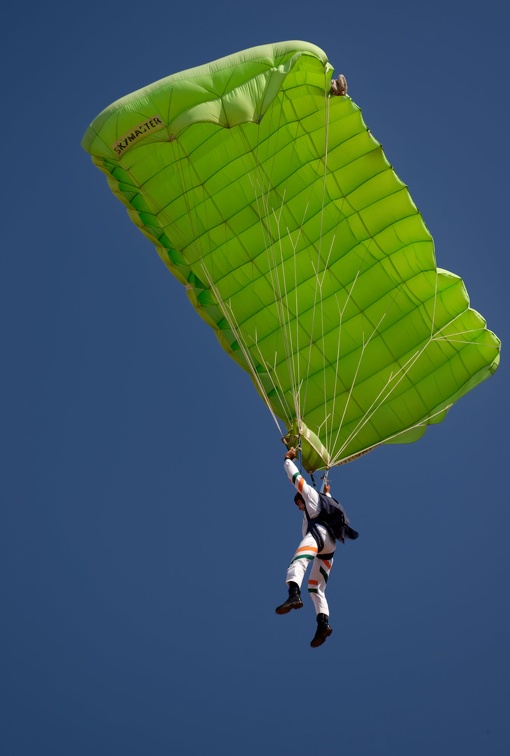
[308,536,335,646]
[275,533,317,615]
[307,527,336,616]
[285,533,319,589]
[307,553,334,616]
[308,559,334,646]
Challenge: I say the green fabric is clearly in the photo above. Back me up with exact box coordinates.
[82,41,500,472]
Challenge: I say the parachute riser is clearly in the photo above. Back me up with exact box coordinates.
[282,418,332,474]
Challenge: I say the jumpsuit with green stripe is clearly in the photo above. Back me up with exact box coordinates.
[284,459,336,617]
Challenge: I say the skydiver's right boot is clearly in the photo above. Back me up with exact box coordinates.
[310,613,333,648]
[275,581,303,614]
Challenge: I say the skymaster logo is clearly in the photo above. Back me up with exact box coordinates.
[112,116,165,155]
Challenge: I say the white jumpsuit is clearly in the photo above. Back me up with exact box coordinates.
[284,459,337,617]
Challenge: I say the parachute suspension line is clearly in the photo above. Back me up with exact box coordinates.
[328,295,346,451]
[170,135,270,414]
[330,279,406,458]
[269,200,294,372]
[293,223,302,418]
[242,109,309,430]
[329,400,456,468]
[320,273,329,448]
[285,198,318,422]
[273,203,309,424]
[387,402,454,439]
[432,326,499,345]
[323,267,424,462]
[329,280,495,467]
[251,338,296,422]
[150,135,262,404]
[169,139,298,441]
[329,312,387,460]
[257,195,298,421]
[303,236,337,447]
[329,318,498,466]
[426,270,496,349]
[294,78,339,431]
[239,90,297,424]
[198,263,283,435]
[231,112,275,254]
[327,274,360,455]
[318,236,337,450]
[261,94,310,427]
[318,85,437,464]
[316,81,331,277]
[245,332,296,424]
[334,402,456,465]
[319,85,332,448]
[301,252,324,417]
[234,107,304,429]
[304,88,336,438]
[330,335,430,466]
[218,123,300,431]
[317,87,410,282]
[280,196,333,428]
[228,113,300,432]
[187,126,297,435]
[332,306,359,443]
[430,314,502,350]
[274,243,306,427]
[316,413,332,435]
[239,86,339,437]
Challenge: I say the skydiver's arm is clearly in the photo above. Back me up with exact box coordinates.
[284,454,320,516]
[284,458,310,496]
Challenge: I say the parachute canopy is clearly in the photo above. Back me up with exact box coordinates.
[82,41,500,472]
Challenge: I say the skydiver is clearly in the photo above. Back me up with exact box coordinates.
[275,447,337,648]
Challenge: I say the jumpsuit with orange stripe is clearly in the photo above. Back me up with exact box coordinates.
[284,459,336,617]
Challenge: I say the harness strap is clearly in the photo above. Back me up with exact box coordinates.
[315,518,338,544]
[307,521,324,552]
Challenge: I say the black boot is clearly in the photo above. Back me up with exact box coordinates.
[275,581,303,614]
[310,613,333,647]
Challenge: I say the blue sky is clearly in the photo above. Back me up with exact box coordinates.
[2,1,508,754]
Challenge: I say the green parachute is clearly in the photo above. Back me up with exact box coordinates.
[82,41,500,472]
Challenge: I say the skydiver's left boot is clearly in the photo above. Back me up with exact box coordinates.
[310,613,333,647]
[275,581,303,614]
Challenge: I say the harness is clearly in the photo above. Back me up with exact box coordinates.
[303,507,336,554]
[303,492,359,552]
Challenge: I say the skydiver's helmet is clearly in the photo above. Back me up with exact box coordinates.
[294,492,304,506]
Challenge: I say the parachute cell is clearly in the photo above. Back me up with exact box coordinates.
[82,41,500,472]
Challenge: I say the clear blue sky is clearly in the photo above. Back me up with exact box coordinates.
[2,2,508,754]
